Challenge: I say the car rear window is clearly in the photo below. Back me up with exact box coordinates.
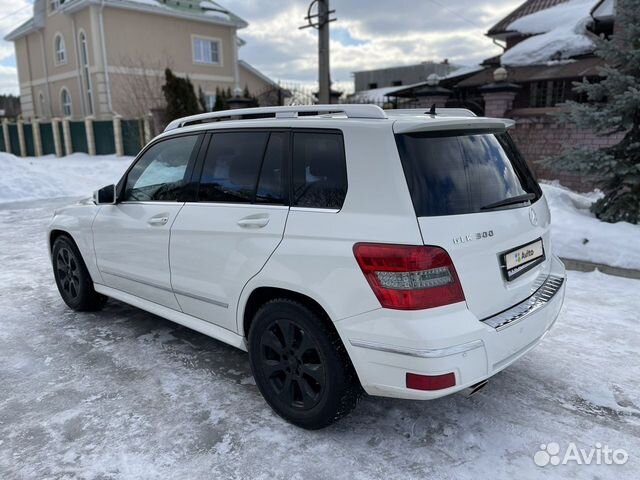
[395,130,541,217]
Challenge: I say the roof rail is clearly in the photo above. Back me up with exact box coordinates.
[164,104,387,132]
[385,108,477,118]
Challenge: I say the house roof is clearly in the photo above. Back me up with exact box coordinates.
[487,0,570,36]
[4,0,247,41]
[455,56,604,87]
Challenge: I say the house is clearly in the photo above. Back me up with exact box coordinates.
[4,0,285,120]
[350,60,457,103]
[379,0,620,190]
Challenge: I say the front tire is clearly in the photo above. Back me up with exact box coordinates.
[52,236,107,312]
[248,299,359,429]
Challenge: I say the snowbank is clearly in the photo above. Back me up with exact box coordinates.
[501,0,598,66]
[542,182,640,270]
[0,153,132,204]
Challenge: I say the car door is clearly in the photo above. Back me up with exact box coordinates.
[92,133,202,310]
[169,130,289,331]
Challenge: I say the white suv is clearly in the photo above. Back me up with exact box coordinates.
[49,105,566,429]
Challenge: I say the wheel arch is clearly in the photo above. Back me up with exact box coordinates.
[242,286,336,340]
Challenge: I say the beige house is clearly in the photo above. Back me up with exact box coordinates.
[5,0,282,120]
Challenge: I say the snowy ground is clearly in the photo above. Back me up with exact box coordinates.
[541,182,640,270]
[0,179,639,478]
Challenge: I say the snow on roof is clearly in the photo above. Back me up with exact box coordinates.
[349,85,405,102]
[501,0,600,66]
[441,64,484,80]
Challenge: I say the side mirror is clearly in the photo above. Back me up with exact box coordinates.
[93,184,117,205]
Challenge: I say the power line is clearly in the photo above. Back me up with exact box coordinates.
[0,4,32,24]
[425,0,486,30]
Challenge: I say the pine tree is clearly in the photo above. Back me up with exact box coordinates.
[198,86,207,112]
[213,86,226,111]
[552,0,640,224]
[162,68,201,121]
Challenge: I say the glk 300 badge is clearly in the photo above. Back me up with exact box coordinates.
[453,230,494,244]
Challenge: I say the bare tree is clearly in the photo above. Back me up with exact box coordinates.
[111,54,172,118]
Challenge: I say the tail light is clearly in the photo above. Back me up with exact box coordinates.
[406,372,456,391]
[353,243,465,310]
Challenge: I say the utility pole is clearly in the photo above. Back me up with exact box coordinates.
[300,0,336,104]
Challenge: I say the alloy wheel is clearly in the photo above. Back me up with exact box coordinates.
[56,247,80,300]
[259,318,326,410]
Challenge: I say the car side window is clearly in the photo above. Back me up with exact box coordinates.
[124,135,199,202]
[256,132,287,204]
[198,131,274,203]
[292,131,347,209]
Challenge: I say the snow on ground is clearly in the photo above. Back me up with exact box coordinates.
[0,199,638,479]
[0,153,132,205]
[541,182,640,270]
[501,0,598,66]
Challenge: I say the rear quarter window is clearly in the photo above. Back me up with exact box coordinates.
[395,130,541,217]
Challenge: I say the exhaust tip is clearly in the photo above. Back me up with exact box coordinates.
[461,380,488,398]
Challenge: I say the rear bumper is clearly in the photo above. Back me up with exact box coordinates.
[336,255,566,400]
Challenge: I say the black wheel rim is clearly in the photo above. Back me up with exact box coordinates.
[259,319,325,410]
[56,247,80,300]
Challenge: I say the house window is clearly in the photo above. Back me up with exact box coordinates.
[530,81,548,108]
[50,0,60,12]
[192,37,221,65]
[60,88,72,117]
[392,80,403,86]
[79,32,93,115]
[204,93,216,112]
[368,82,378,89]
[54,34,67,65]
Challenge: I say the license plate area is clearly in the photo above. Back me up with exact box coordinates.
[500,238,545,281]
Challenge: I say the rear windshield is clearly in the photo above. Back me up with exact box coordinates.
[395,130,541,217]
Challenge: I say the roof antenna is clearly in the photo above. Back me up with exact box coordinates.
[429,103,437,116]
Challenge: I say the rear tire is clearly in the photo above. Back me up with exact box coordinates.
[52,235,107,312]
[248,298,360,429]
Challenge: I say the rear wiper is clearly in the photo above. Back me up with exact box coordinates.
[480,193,536,211]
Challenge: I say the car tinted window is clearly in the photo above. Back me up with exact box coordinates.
[256,132,287,204]
[395,131,541,217]
[198,132,269,203]
[292,131,347,209]
[124,135,198,202]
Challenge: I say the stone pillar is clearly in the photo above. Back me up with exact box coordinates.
[143,114,152,144]
[16,119,27,157]
[62,118,73,156]
[480,68,521,118]
[2,119,11,154]
[113,115,124,156]
[51,118,63,157]
[32,118,43,157]
[84,116,96,156]
[412,74,451,109]
[227,96,253,110]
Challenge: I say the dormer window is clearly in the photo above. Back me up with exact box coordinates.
[54,33,67,65]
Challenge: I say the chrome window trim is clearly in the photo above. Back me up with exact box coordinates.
[349,338,484,358]
[482,274,565,331]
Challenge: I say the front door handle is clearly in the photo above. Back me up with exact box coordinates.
[147,215,169,226]
[237,214,269,228]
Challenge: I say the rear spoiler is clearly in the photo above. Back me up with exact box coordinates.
[393,117,515,135]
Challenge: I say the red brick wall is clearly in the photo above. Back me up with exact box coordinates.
[508,111,624,192]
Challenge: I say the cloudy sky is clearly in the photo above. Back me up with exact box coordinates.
[0,0,522,95]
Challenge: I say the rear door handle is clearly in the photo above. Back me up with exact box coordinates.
[237,214,269,228]
[147,215,169,226]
